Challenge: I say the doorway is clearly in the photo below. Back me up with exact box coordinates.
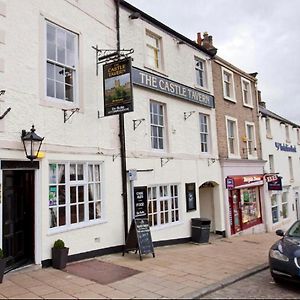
[2,170,35,271]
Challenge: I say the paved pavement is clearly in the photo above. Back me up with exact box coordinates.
[0,232,279,299]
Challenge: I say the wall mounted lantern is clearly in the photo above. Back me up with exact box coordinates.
[21,125,44,161]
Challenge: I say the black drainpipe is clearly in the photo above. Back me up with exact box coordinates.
[115,0,128,241]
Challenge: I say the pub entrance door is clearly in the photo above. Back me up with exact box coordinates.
[2,170,35,271]
[229,189,242,235]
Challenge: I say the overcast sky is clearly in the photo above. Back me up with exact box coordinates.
[126,0,300,124]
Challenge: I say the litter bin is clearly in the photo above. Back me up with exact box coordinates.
[191,218,211,243]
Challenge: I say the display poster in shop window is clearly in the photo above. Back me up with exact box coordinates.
[103,57,133,116]
[123,218,155,260]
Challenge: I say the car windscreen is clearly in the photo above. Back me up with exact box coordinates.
[287,221,300,238]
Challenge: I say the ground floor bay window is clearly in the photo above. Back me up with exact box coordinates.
[147,184,180,227]
[49,162,103,230]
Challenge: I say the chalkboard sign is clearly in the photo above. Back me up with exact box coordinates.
[123,218,155,260]
[134,186,148,219]
[186,182,196,211]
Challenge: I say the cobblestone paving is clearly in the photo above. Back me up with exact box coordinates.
[202,269,300,299]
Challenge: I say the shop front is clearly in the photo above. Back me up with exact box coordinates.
[226,175,263,235]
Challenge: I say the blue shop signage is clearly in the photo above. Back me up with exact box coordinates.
[275,142,297,152]
[132,67,215,108]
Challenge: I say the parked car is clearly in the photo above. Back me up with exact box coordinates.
[269,220,300,283]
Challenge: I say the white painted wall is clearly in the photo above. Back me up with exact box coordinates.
[259,113,300,232]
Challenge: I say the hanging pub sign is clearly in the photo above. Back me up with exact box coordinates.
[134,186,148,219]
[186,183,196,211]
[266,175,282,191]
[103,57,133,116]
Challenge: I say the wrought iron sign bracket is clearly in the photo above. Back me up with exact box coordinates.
[62,108,80,123]
[0,107,11,120]
[184,111,195,120]
[92,45,134,75]
[133,118,145,131]
[208,158,217,166]
[113,153,121,162]
[161,157,173,167]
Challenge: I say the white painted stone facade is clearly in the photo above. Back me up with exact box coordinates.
[259,107,300,232]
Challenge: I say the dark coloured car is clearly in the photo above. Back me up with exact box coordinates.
[269,220,300,283]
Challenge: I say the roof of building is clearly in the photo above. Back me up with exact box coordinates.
[119,0,217,57]
[259,105,299,128]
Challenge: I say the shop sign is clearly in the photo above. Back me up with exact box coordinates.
[185,183,196,211]
[132,67,215,108]
[275,142,297,152]
[266,175,282,191]
[103,58,133,116]
[225,177,235,189]
[133,186,148,219]
[226,175,263,189]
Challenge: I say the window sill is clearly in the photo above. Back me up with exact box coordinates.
[243,103,254,109]
[150,220,184,232]
[144,65,168,77]
[47,219,108,236]
[193,84,210,94]
[224,96,236,103]
[40,97,80,110]
[266,134,273,139]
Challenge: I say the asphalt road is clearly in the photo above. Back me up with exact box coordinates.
[201,269,300,299]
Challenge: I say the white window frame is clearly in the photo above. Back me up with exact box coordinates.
[147,184,180,228]
[285,124,291,143]
[245,121,257,159]
[297,128,300,145]
[265,118,272,139]
[195,57,207,89]
[199,113,211,154]
[225,116,240,158]
[48,161,104,233]
[222,67,236,102]
[288,156,294,181]
[145,30,163,71]
[271,194,279,224]
[269,154,275,173]
[241,78,253,107]
[150,100,166,151]
[45,20,79,107]
[281,192,288,219]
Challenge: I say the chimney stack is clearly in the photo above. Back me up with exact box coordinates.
[197,32,202,45]
[257,90,266,108]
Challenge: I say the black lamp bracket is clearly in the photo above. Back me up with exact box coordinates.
[113,153,120,162]
[62,108,79,123]
[208,158,217,166]
[133,118,145,130]
[92,45,134,75]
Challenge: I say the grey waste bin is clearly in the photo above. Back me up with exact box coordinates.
[191,218,211,243]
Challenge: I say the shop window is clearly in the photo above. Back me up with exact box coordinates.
[145,30,162,70]
[241,78,253,107]
[46,21,78,103]
[199,113,210,153]
[195,57,207,88]
[271,194,279,224]
[147,184,180,227]
[49,162,103,230]
[282,192,288,219]
[150,101,165,150]
[240,188,261,224]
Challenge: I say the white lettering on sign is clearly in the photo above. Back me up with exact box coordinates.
[266,175,278,183]
[243,176,261,183]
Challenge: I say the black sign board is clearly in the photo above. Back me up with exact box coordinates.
[267,176,283,191]
[134,186,148,219]
[103,58,133,116]
[186,183,196,211]
[123,218,155,260]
